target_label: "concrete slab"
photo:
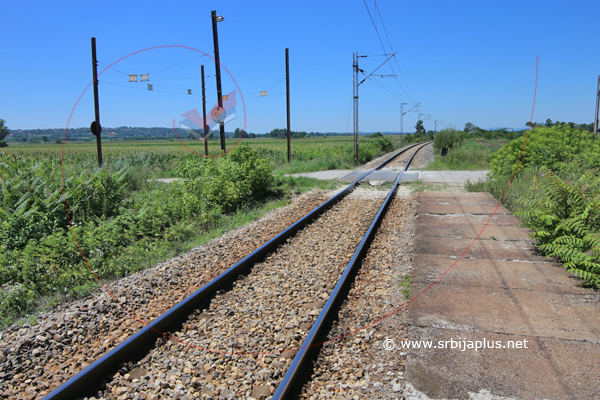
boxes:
[409,282,600,340]
[414,223,531,240]
[286,170,352,180]
[414,236,542,261]
[420,170,490,185]
[417,192,509,213]
[337,169,419,183]
[416,204,511,214]
[411,254,586,294]
[418,192,496,199]
[405,326,600,400]
[418,196,500,206]
[404,192,600,399]
[416,213,522,226]
[284,169,490,186]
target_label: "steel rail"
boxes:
[272,141,430,399]
[43,141,429,400]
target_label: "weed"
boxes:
[398,274,411,300]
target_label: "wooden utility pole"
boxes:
[201,65,208,156]
[211,10,226,152]
[594,75,599,136]
[90,37,103,168]
[286,48,291,163]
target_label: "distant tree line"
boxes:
[525,119,594,132]
[265,129,361,138]
[461,119,596,141]
[4,126,360,143]
[4,126,262,143]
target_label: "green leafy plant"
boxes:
[0,153,128,250]
[489,125,600,178]
[515,168,600,289]
[178,142,273,213]
[398,274,411,300]
[433,128,465,153]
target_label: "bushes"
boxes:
[178,142,273,213]
[514,169,600,289]
[0,153,128,250]
[434,128,465,153]
[0,144,278,324]
[489,125,600,178]
[350,135,394,165]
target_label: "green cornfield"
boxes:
[4,136,365,170]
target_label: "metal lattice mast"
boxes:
[401,103,407,134]
[353,52,359,163]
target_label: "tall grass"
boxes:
[464,168,542,211]
[425,138,504,170]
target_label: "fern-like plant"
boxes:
[515,168,600,289]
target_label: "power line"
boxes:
[362,0,387,57]
[359,52,395,85]
[364,0,417,104]
[148,76,200,81]
[243,79,285,95]
[367,77,410,101]
[373,0,416,102]
[242,92,285,99]
[97,62,129,75]
[147,55,204,74]
[101,81,202,97]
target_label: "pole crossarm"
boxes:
[358,52,396,86]
[402,102,420,116]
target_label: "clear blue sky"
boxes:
[2,0,599,134]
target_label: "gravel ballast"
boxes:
[301,194,415,400]
[98,191,387,399]
[0,192,329,399]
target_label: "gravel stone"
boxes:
[0,191,329,399]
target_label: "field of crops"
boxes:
[4,136,360,165]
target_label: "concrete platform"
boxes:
[337,170,419,183]
[420,170,489,185]
[287,170,353,180]
[284,170,489,185]
[404,192,600,400]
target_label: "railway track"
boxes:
[2,141,430,400]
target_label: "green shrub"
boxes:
[489,125,600,178]
[514,168,600,289]
[0,153,129,250]
[0,283,36,323]
[347,135,395,165]
[178,143,273,213]
[434,128,465,153]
